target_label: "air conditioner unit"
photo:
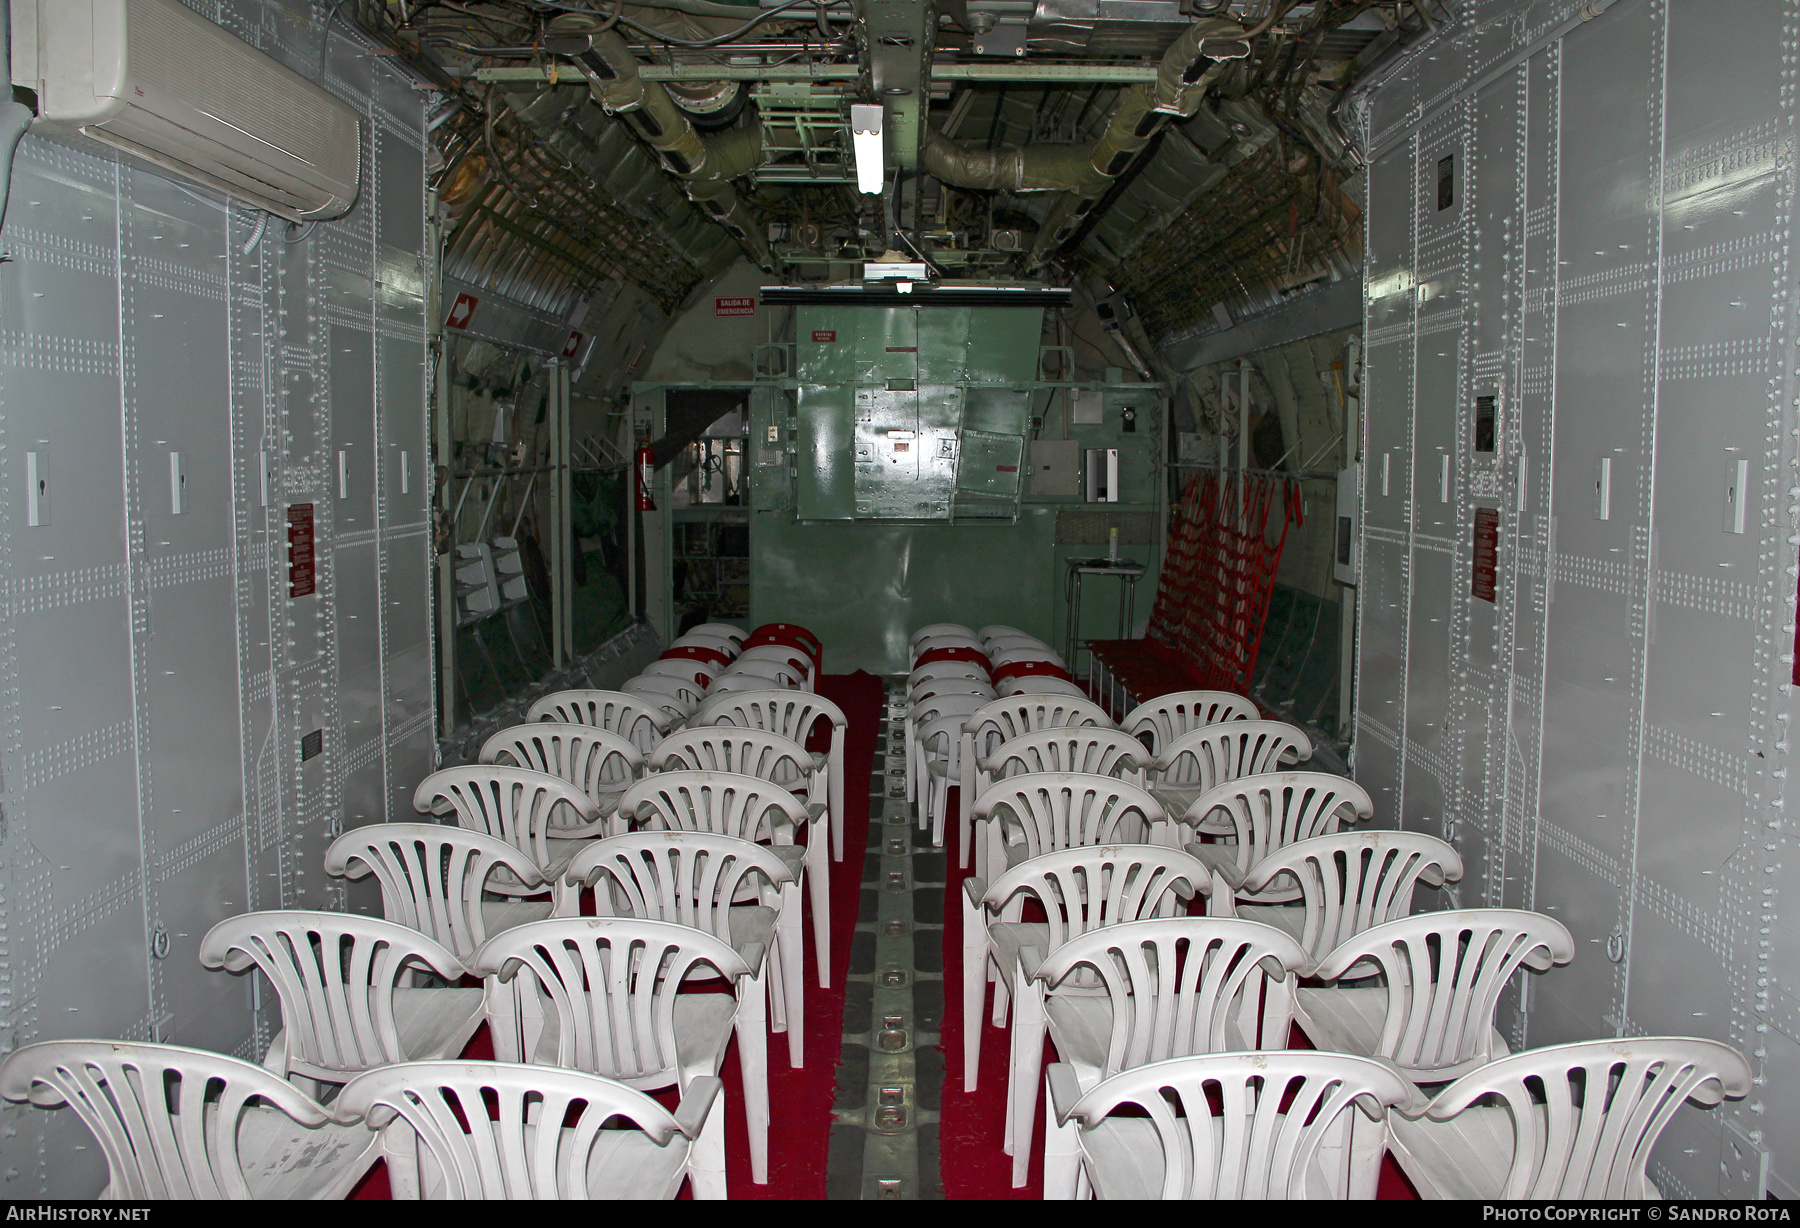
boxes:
[11,0,361,222]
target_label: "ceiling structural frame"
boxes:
[338,1,1442,314]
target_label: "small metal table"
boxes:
[1064,557,1146,683]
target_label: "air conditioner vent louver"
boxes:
[16,0,361,222]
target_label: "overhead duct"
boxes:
[551,21,774,270]
[1009,23,1248,269]
[919,132,1091,193]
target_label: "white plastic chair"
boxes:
[1385,1037,1753,1200]
[980,725,1148,785]
[968,772,1164,882]
[693,689,851,863]
[642,656,723,684]
[909,676,995,704]
[469,917,772,1184]
[990,645,1067,670]
[622,674,704,718]
[412,765,604,887]
[198,911,481,1090]
[1232,830,1464,974]
[648,726,818,802]
[1123,690,1258,757]
[978,624,1031,644]
[479,721,645,829]
[998,675,1088,699]
[916,713,975,850]
[334,1060,725,1199]
[1295,909,1577,1087]
[557,831,805,1069]
[618,770,831,989]
[324,823,553,962]
[911,622,977,649]
[1024,917,1312,1188]
[645,729,828,974]
[686,621,747,644]
[1175,771,1375,895]
[736,643,815,690]
[1146,718,1313,823]
[961,845,1217,1093]
[720,658,807,691]
[526,688,674,753]
[0,1041,377,1199]
[984,633,1054,654]
[960,695,1114,868]
[908,693,989,809]
[1044,1050,1413,1200]
[910,661,991,689]
[670,637,737,663]
[912,633,986,661]
[709,670,798,696]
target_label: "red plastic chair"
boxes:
[745,623,822,661]
[915,646,991,673]
[662,643,732,669]
[992,658,1072,684]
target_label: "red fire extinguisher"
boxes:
[635,443,656,511]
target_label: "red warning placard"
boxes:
[1472,506,1498,603]
[445,291,478,330]
[562,329,584,358]
[811,329,837,343]
[716,296,756,317]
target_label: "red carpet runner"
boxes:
[351,671,884,1200]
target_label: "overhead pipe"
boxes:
[551,20,774,270]
[1017,23,1249,269]
[0,0,35,259]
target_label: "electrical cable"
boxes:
[525,0,834,49]
[242,211,271,254]
[318,0,352,70]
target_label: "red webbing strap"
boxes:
[1137,471,1302,694]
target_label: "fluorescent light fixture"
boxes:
[863,261,928,280]
[851,103,884,195]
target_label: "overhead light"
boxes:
[851,103,884,196]
[864,260,928,280]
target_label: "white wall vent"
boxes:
[12,0,361,221]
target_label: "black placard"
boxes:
[1474,394,1497,454]
[287,503,315,598]
[300,729,323,761]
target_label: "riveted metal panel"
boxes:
[964,305,1042,383]
[0,1,434,1195]
[1357,0,1800,1195]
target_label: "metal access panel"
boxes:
[0,2,434,1195]
[792,301,1038,520]
[1028,439,1082,497]
[1353,0,1800,1197]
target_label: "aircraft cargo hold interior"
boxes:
[0,0,1790,1204]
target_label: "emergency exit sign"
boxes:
[716,296,756,316]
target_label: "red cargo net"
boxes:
[1144,470,1301,694]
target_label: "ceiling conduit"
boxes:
[979,22,1245,270]
[552,19,776,271]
